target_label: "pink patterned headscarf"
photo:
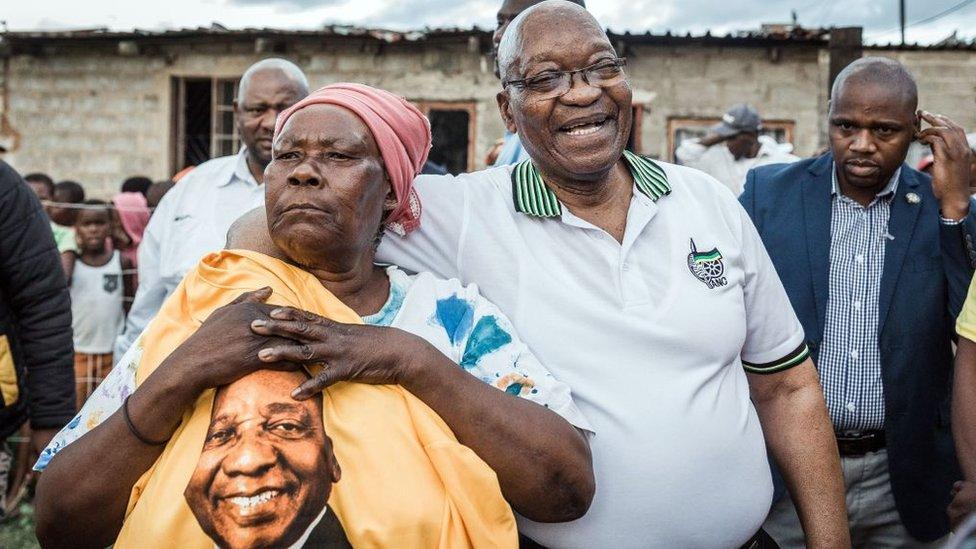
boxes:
[273,83,432,235]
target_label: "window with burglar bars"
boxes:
[171,77,240,173]
[411,101,477,175]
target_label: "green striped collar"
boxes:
[511,150,671,218]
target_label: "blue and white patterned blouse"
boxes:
[36,266,590,471]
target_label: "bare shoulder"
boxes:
[225,207,288,261]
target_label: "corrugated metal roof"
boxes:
[0,23,486,43]
[1,23,973,51]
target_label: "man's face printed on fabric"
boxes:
[185,369,340,549]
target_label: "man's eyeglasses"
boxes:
[503,57,627,101]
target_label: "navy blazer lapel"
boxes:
[879,166,922,334]
[803,155,834,339]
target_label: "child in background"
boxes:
[24,173,79,277]
[50,180,86,280]
[71,200,134,408]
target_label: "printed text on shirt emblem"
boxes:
[687,239,727,289]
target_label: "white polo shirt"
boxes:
[115,148,265,357]
[377,151,808,548]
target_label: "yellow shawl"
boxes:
[115,250,517,548]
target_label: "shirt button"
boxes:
[850,349,859,360]
[853,301,862,311]
[855,254,864,264]
[846,402,856,412]
[622,263,631,271]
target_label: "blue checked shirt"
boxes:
[819,166,900,431]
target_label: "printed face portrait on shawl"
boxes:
[184,369,345,549]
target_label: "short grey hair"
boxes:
[496,16,525,83]
[497,0,597,83]
[237,58,309,102]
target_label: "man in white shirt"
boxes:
[675,103,800,195]
[380,5,848,547]
[115,58,308,357]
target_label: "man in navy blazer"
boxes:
[741,57,976,546]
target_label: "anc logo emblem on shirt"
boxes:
[687,239,727,289]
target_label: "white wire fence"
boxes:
[41,200,154,213]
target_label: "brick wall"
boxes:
[1,37,973,198]
[873,49,976,133]
[627,43,828,160]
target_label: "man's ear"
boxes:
[326,437,342,483]
[233,99,246,137]
[496,90,518,134]
[914,110,922,134]
[331,457,342,483]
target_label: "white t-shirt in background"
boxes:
[71,251,124,354]
[675,134,800,195]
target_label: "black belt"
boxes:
[836,430,886,457]
[740,529,779,549]
[519,529,779,549]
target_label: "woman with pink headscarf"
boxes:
[35,84,593,547]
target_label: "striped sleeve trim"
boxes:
[742,343,810,375]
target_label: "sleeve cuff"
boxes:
[742,343,810,375]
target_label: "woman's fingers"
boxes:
[258,342,327,364]
[292,366,345,399]
[251,317,327,343]
[269,306,317,322]
[229,287,273,305]
[259,360,306,374]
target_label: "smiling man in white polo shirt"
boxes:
[380,4,846,546]
[229,2,848,546]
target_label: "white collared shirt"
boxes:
[115,148,264,357]
[377,158,807,548]
[676,134,800,196]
